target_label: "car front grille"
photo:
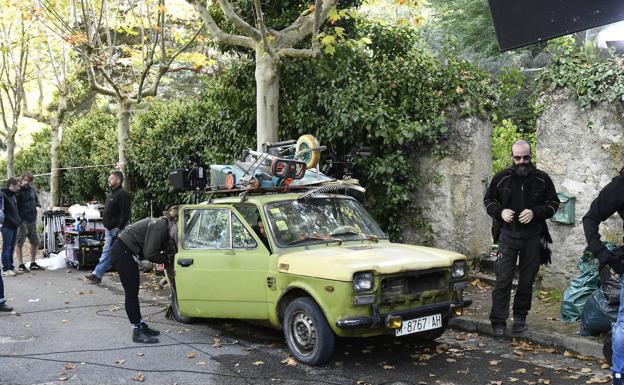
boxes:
[380,269,449,303]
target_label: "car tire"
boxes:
[170,286,193,324]
[283,297,335,365]
[295,134,321,169]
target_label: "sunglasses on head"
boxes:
[512,155,531,161]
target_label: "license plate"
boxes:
[395,314,442,336]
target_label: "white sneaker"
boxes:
[1,270,17,277]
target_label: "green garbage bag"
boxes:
[560,248,601,323]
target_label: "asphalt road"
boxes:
[0,269,612,385]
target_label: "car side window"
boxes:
[232,215,257,249]
[183,208,231,249]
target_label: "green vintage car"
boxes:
[167,192,471,365]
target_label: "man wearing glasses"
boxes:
[484,139,559,339]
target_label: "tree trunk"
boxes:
[50,94,67,207]
[255,48,280,151]
[5,130,16,178]
[117,98,132,169]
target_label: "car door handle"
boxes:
[177,259,194,267]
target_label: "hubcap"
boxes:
[290,310,316,354]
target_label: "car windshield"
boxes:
[265,196,387,247]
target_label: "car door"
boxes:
[175,204,271,319]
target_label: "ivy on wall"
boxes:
[537,36,624,109]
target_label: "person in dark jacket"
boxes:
[2,177,21,277]
[112,214,176,343]
[483,140,559,338]
[84,171,131,284]
[582,168,624,385]
[15,171,42,272]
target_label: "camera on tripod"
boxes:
[168,152,207,192]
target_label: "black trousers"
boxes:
[112,240,142,325]
[490,232,541,326]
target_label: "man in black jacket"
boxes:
[582,169,624,385]
[84,171,131,284]
[483,140,559,338]
[16,171,42,272]
[2,177,22,277]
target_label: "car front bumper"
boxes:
[335,298,473,329]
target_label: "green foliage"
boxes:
[58,110,118,205]
[126,61,256,219]
[13,128,53,189]
[278,22,494,238]
[491,119,536,174]
[537,37,624,109]
[426,0,498,57]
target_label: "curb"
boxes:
[449,317,604,360]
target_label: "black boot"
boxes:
[133,328,159,343]
[512,314,527,334]
[492,323,506,340]
[0,302,13,312]
[140,322,160,336]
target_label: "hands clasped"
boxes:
[501,209,534,224]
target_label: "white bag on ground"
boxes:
[35,250,68,270]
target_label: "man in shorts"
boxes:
[16,171,42,272]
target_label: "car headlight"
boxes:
[452,261,466,278]
[353,272,374,291]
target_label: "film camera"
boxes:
[169,153,207,198]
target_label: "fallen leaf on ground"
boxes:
[356,381,372,385]
[132,373,145,382]
[512,368,527,374]
[279,356,297,367]
[57,373,68,381]
[137,352,144,357]
[64,363,76,370]
[381,363,395,370]
[197,361,206,366]
[538,379,550,384]
[115,359,126,365]
[585,376,611,384]
[581,368,593,373]
[252,360,265,366]
[489,360,500,366]
[186,352,196,359]
[212,338,222,348]
[446,358,456,363]
[509,377,519,382]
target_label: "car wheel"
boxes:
[414,316,449,341]
[283,297,335,365]
[295,134,321,169]
[170,286,193,324]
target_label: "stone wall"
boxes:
[536,90,624,288]
[402,114,493,258]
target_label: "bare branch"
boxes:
[186,0,255,49]
[215,0,260,40]
[253,0,276,58]
[85,61,119,98]
[277,47,319,59]
[137,25,204,99]
[278,0,338,48]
